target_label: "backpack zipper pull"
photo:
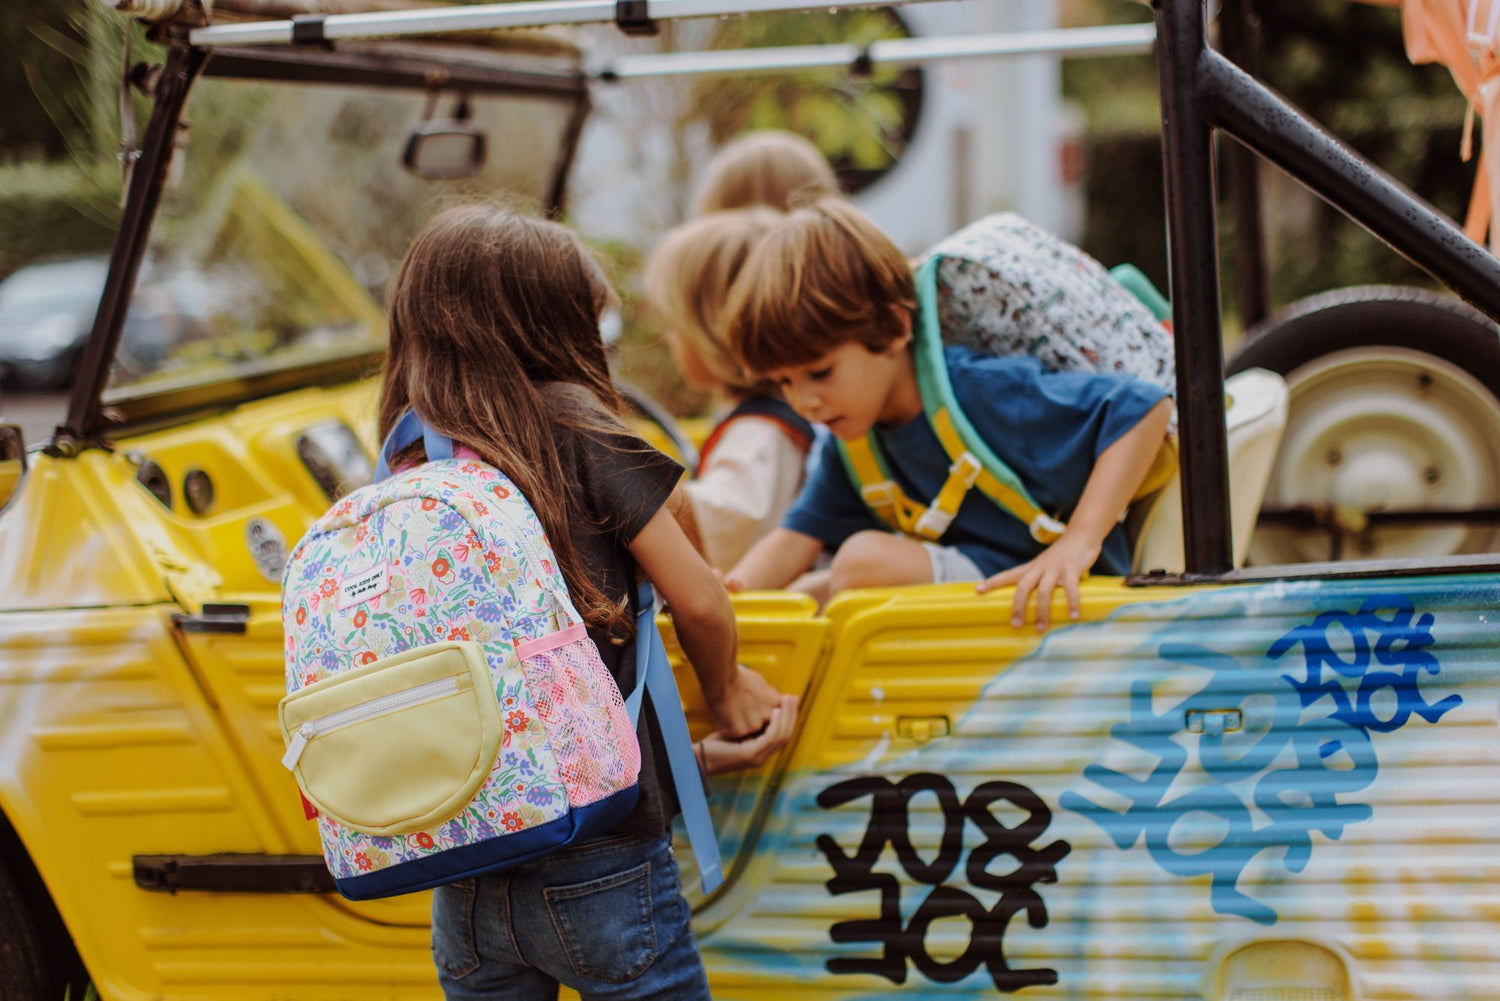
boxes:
[281,723,314,770]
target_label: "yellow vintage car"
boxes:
[1,1,1498,1000]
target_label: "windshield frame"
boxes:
[55,27,588,452]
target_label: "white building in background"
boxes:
[854,0,1084,251]
[569,0,1085,256]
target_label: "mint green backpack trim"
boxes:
[834,430,888,501]
[908,253,1045,512]
[1107,263,1172,323]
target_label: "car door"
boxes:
[683,575,1500,1000]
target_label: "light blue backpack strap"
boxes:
[623,582,724,895]
[374,409,455,482]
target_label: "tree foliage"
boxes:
[684,8,921,192]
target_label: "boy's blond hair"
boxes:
[726,198,916,375]
[692,130,840,215]
[644,207,782,394]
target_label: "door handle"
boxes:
[172,603,251,634]
[1186,708,1243,736]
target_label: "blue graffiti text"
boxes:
[1061,595,1460,925]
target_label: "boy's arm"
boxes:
[724,527,823,592]
[977,397,1173,630]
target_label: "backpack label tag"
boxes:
[338,565,388,610]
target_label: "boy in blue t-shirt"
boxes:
[721,199,1173,630]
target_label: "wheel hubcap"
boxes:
[1250,346,1500,564]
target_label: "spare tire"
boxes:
[1227,285,1500,565]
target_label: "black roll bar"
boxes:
[54,42,208,455]
[1153,0,1500,577]
[1218,0,1268,328]
[1205,53,1500,312]
[1155,0,1233,575]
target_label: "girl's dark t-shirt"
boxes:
[539,382,686,838]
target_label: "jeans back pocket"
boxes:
[543,861,658,983]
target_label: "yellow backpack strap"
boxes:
[837,434,901,533]
[837,434,960,541]
[911,256,1069,545]
[911,430,979,540]
[929,406,1066,544]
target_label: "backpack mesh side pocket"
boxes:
[515,624,640,808]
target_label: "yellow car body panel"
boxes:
[2,381,1497,999]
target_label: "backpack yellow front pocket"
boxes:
[279,641,501,836]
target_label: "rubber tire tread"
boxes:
[0,856,51,1001]
[1226,285,1500,399]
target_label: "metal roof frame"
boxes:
[202,41,587,97]
[1153,0,1500,576]
[185,0,947,47]
[589,23,1156,80]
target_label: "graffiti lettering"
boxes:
[1268,597,1462,732]
[1062,595,1461,925]
[817,773,1070,992]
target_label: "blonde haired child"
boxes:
[691,129,840,214]
[644,208,815,571]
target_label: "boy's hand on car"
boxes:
[977,397,1170,631]
[704,663,782,738]
[976,533,1100,631]
[699,694,799,775]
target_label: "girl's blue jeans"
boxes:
[430,834,712,1000]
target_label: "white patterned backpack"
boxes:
[278,411,721,900]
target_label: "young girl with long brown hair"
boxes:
[379,204,786,1001]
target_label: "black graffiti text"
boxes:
[816,773,1071,993]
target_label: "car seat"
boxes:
[1129,367,1289,573]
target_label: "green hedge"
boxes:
[0,160,120,277]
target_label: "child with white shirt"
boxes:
[643,208,814,571]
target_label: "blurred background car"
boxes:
[0,255,108,392]
[0,253,214,393]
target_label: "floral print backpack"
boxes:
[279,411,721,900]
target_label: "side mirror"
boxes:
[402,120,487,180]
[0,423,26,509]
